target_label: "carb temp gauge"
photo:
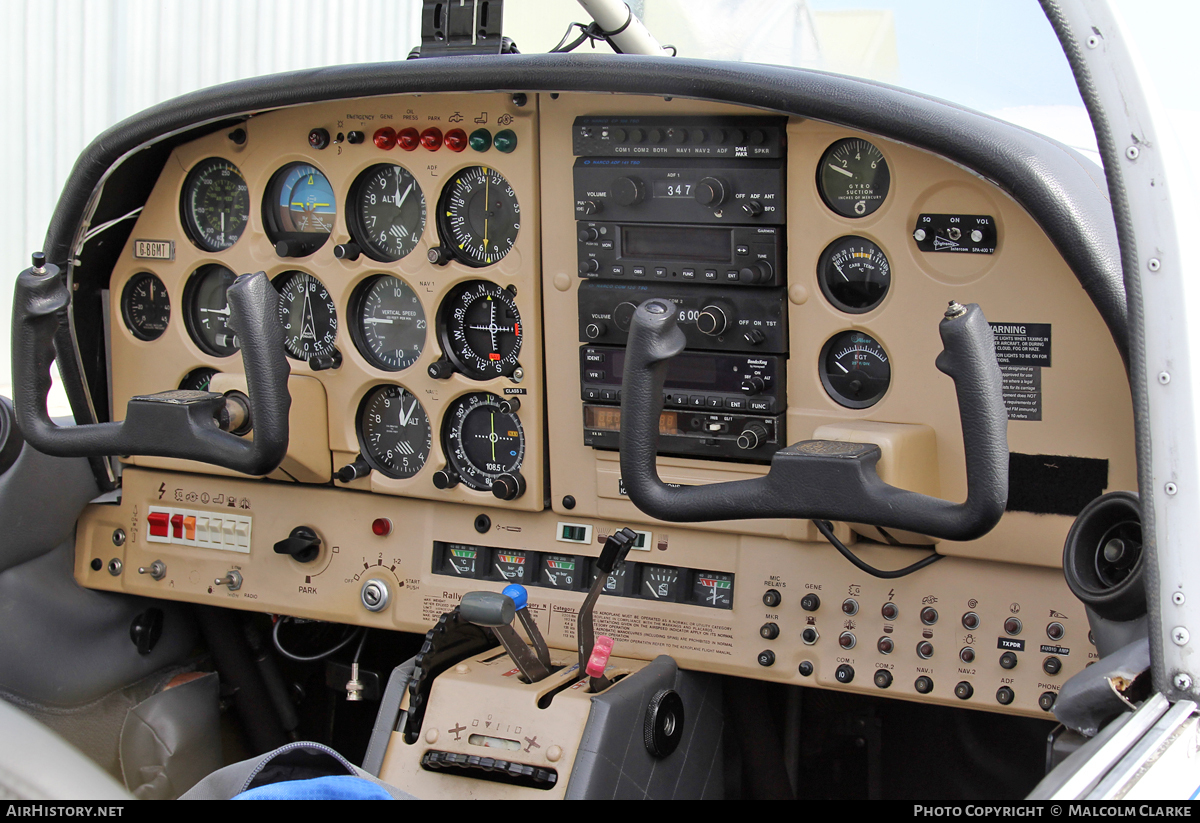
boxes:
[442,392,525,492]
[820,330,892,409]
[437,280,522,379]
[817,138,890,218]
[357,384,432,479]
[817,236,891,313]
[121,272,170,341]
[435,166,520,266]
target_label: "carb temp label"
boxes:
[990,323,1051,421]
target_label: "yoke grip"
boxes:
[12,264,290,476]
[618,299,1009,542]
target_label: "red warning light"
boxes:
[371,518,392,537]
[373,127,397,150]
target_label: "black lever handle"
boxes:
[11,259,290,476]
[618,299,1008,542]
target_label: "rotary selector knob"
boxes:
[740,376,766,396]
[579,258,600,275]
[612,177,645,207]
[695,305,729,336]
[738,261,773,284]
[492,471,527,501]
[578,227,600,242]
[737,424,768,450]
[695,177,729,208]
[581,200,602,215]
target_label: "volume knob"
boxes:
[612,176,645,207]
[695,177,728,208]
[696,305,728,336]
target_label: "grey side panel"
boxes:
[565,656,724,799]
[0,442,98,573]
[0,690,132,800]
[363,656,417,776]
[0,539,198,705]
[119,672,223,799]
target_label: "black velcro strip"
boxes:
[1006,453,1109,516]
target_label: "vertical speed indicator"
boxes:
[436,166,520,267]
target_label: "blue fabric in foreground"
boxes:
[236,774,394,800]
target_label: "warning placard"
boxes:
[990,323,1051,421]
[990,323,1051,367]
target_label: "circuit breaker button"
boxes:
[170,513,184,539]
[148,511,169,538]
[183,516,196,541]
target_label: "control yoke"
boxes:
[618,299,1009,541]
[11,255,291,476]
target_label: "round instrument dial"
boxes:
[818,138,890,218]
[818,236,892,313]
[443,392,525,491]
[357,385,432,479]
[179,367,219,392]
[436,166,520,266]
[121,272,170,341]
[438,280,522,379]
[263,163,337,256]
[181,158,250,251]
[184,265,239,357]
[349,275,427,371]
[348,164,426,262]
[273,271,338,361]
[820,330,892,409]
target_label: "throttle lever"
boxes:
[11,259,290,476]
[618,300,1009,541]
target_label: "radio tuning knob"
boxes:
[737,424,768,450]
[696,305,729,336]
[613,302,638,331]
[738,261,773,284]
[612,176,645,207]
[584,321,607,340]
[578,226,600,242]
[432,468,460,490]
[579,258,600,276]
[492,471,526,501]
[695,177,729,208]
[740,375,766,396]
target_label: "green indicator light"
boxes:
[469,128,492,152]
[493,129,517,153]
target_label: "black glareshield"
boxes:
[12,264,290,476]
[618,299,1009,542]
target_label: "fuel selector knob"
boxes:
[737,424,768,451]
[695,176,729,208]
[492,471,527,501]
[612,176,645,207]
[696,305,729,336]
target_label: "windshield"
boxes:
[2,0,1196,414]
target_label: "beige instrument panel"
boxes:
[76,92,1136,720]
